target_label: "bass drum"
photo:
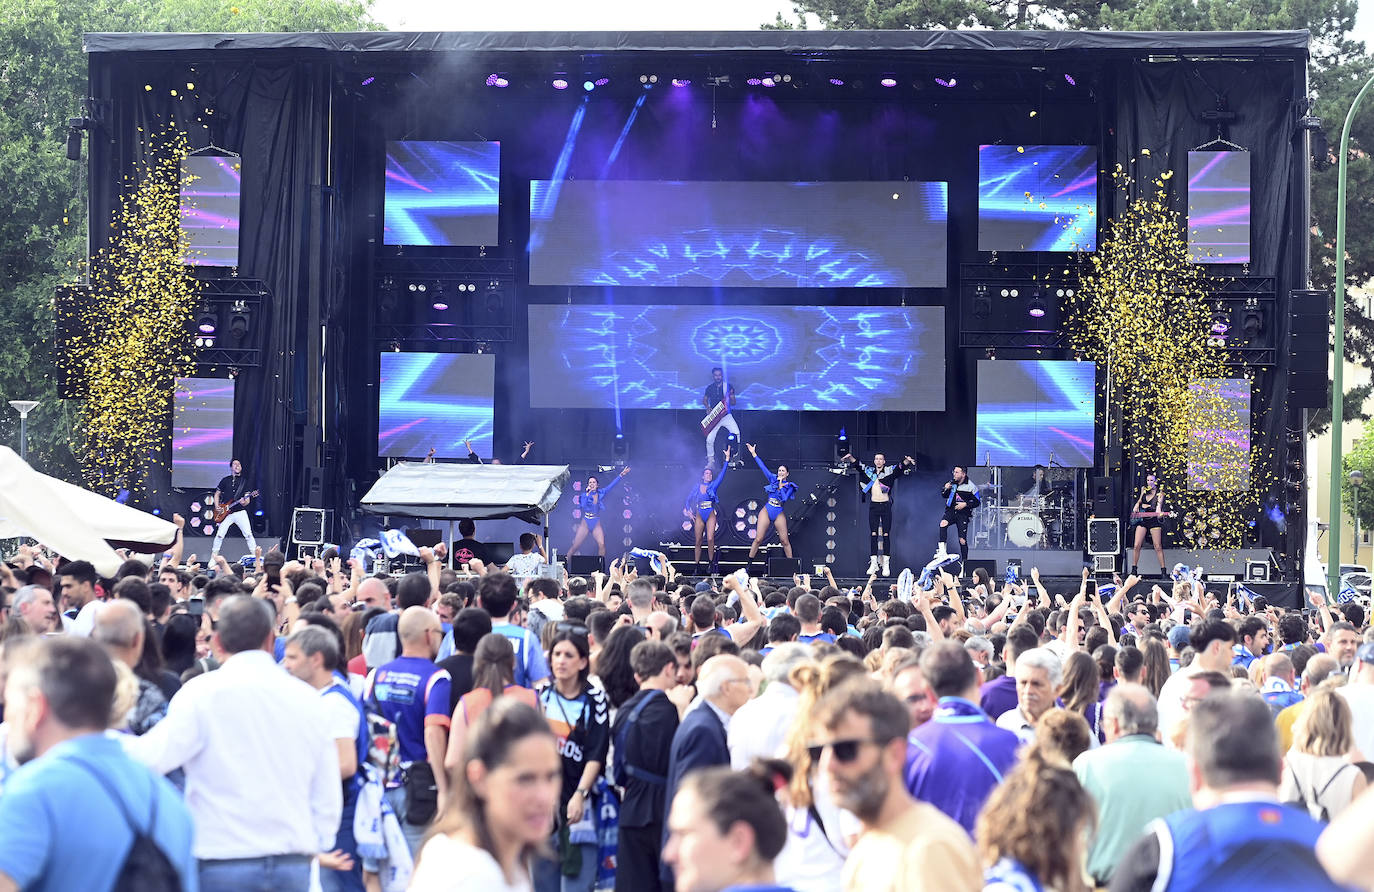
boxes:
[1007,512,1046,548]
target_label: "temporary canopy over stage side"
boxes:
[360,463,571,523]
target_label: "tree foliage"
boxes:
[0,0,377,481]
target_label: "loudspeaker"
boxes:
[1087,518,1121,555]
[1288,289,1329,409]
[306,467,324,508]
[1092,477,1116,516]
[291,507,330,545]
[768,557,801,577]
[964,559,997,578]
[568,555,604,576]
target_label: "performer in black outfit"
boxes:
[703,367,741,464]
[937,465,981,569]
[1019,464,1052,500]
[1129,473,1168,576]
[211,458,258,560]
[842,451,916,577]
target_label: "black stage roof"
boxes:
[84,29,1309,58]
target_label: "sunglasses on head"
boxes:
[806,737,886,764]
[555,621,589,637]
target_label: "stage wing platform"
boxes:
[361,462,571,524]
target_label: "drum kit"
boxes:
[969,466,1082,550]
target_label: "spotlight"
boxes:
[1241,303,1263,339]
[829,77,845,86]
[835,427,849,458]
[638,74,658,84]
[360,76,375,86]
[761,76,776,87]
[1028,296,1047,319]
[196,309,217,335]
[746,77,763,86]
[484,74,509,88]
[583,80,595,92]
[432,300,448,311]
[880,75,898,88]
[65,128,83,161]
[227,306,249,343]
[552,76,569,90]
[935,77,957,87]
[595,77,610,86]
[1000,288,1019,299]
[972,283,992,318]
[1064,73,1077,86]
[671,78,691,87]
[1209,306,1230,343]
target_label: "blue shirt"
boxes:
[366,656,452,763]
[798,632,837,645]
[0,733,197,892]
[492,621,550,687]
[905,697,1021,835]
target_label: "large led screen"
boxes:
[528,304,945,411]
[383,141,500,246]
[975,360,1096,467]
[1188,151,1251,264]
[528,180,948,288]
[978,145,1097,252]
[1187,378,1251,491]
[172,377,235,489]
[180,155,241,267]
[379,353,495,459]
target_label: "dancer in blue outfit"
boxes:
[745,443,797,565]
[569,466,631,557]
[687,447,732,575]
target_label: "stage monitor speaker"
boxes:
[1088,518,1120,556]
[768,557,801,577]
[291,507,330,545]
[306,467,324,508]
[568,555,604,576]
[406,528,443,548]
[965,559,997,579]
[1245,558,1271,582]
[1094,554,1116,574]
[1092,477,1116,516]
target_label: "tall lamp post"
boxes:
[1351,469,1366,569]
[6,400,38,463]
[1327,73,1374,597]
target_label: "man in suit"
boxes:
[660,654,754,888]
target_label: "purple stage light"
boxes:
[485,74,499,86]
[1064,73,1077,86]
[671,78,691,87]
[198,320,216,334]
[432,301,449,311]
[552,77,569,90]
[360,76,375,86]
[595,77,610,86]
[746,77,762,86]
[880,76,897,87]
[1028,305,1046,319]
[935,77,957,88]
[495,77,509,88]
[829,77,845,86]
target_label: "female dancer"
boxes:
[687,446,731,575]
[1129,473,1167,576]
[745,443,797,565]
[568,466,631,557]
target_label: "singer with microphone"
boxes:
[937,465,981,571]
[1129,473,1169,576]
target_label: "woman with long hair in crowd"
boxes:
[534,628,610,892]
[445,633,538,771]
[774,653,866,891]
[593,624,647,711]
[1058,651,1104,744]
[976,750,1096,892]
[1280,688,1368,819]
[663,760,798,892]
[1141,638,1171,699]
[412,698,562,891]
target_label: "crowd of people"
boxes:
[3,533,1374,892]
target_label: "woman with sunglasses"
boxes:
[531,627,610,892]
[664,760,799,892]
[445,633,540,773]
[412,698,561,891]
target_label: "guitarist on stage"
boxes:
[703,366,740,464]
[1129,473,1169,577]
[211,458,259,561]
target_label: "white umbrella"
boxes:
[0,446,176,576]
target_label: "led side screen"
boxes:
[975,360,1096,467]
[977,145,1097,252]
[1187,378,1251,491]
[172,377,235,489]
[1188,151,1251,264]
[180,155,241,267]
[528,180,948,288]
[528,304,945,411]
[383,141,500,246]
[378,353,495,458]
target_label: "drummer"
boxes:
[1018,464,1052,503]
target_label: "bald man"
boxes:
[661,654,755,887]
[92,599,169,735]
[354,577,391,612]
[363,606,451,855]
[1260,652,1303,717]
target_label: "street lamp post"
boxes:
[6,400,38,463]
[1352,469,1366,569]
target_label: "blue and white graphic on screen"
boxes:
[978,146,1097,252]
[384,141,500,246]
[378,353,494,459]
[528,304,945,411]
[529,181,947,288]
[976,360,1096,467]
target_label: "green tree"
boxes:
[1341,435,1374,531]
[0,0,378,480]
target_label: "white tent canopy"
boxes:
[0,446,178,576]
[360,462,570,523]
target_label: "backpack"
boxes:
[1283,761,1353,822]
[69,758,182,892]
[363,671,403,787]
[612,690,667,789]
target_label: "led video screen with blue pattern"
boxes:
[383,141,500,246]
[975,360,1096,467]
[528,180,947,288]
[180,155,241,267]
[378,352,495,459]
[1187,151,1251,264]
[172,377,235,489]
[528,304,945,411]
[1187,378,1251,491]
[978,146,1097,252]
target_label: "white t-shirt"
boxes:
[1337,682,1374,760]
[505,552,543,577]
[319,685,362,743]
[410,835,531,892]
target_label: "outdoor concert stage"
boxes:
[80,29,1320,581]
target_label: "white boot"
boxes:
[866,554,880,575]
[936,540,948,558]
[882,555,891,577]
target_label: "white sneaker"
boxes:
[936,542,948,557]
[881,555,891,577]
[866,554,880,575]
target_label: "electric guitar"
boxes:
[213,490,260,524]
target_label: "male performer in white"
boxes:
[211,458,258,560]
[703,367,741,464]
